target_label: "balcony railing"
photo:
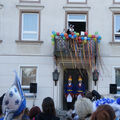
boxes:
[52,32,101,67]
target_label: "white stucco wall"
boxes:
[0,0,120,109]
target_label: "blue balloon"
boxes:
[73,34,77,38]
[97,40,101,43]
[98,36,101,40]
[68,34,72,38]
[60,33,64,37]
[52,31,55,35]
[87,37,91,41]
[116,97,120,105]
[81,37,84,40]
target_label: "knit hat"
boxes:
[2,72,26,120]
[75,98,93,119]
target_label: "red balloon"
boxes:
[57,32,60,36]
[92,35,95,38]
[71,32,74,36]
[78,39,82,44]
[85,32,88,36]
[78,37,81,40]
[66,36,69,39]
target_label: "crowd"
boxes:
[0,72,120,120]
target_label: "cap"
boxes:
[68,76,72,81]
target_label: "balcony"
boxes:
[52,32,101,67]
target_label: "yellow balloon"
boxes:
[93,38,97,41]
[76,33,79,36]
[88,34,92,38]
[51,35,54,38]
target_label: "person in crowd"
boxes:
[29,106,41,120]
[22,108,30,120]
[91,104,116,120]
[2,72,26,120]
[36,97,60,120]
[75,98,93,120]
[0,94,5,120]
[64,75,75,110]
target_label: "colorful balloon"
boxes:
[51,35,54,38]
[88,34,92,38]
[73,34,77,38]
[81,37,84,40]
[85,32,88,36]
[87,37,91,41]
[60,33,64,37]
[56,32,60,36]
[68,34,72,38]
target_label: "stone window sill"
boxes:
[16,40,43,44]
[16,3,44,10]
[109,41,120,45]
[63,5,91,11]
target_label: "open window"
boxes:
[114,14,120,42]
[67,13,87,33]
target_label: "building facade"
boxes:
[0,0,120,110]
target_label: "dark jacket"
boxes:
[36,113,60,120]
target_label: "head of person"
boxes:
[91,104,116,120]
[75,98,93,120]
[29,106,41,119]
[2,72,26,120]
[42,97,56,116]
[78,75,82,83]
[68,75,72,83]
[0,93,5,116]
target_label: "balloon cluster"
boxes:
[51,31,102,45]
[95,98,115,107]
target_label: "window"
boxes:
[20,0,40,2]
[67,13,87,33]
[68,0,86,3]
[114,0,120,3]
[114,14,120,42]
[115,69,120,93]
[21,66,37,86]
[21,12,39,41]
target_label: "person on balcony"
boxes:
[64,75,75,110]
[75,75,85,99]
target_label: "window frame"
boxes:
[67,0,87,4]
[113,0,120,4]
[20,0,40,3]
[112,66,120,94]
[113,12,120,42]
[65,11,88,33]
[19,65,38,96]
[19,10,40,41]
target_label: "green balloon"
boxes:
[63,37,65,40]
[95,32,98,35]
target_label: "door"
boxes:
[63,68,88,110]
